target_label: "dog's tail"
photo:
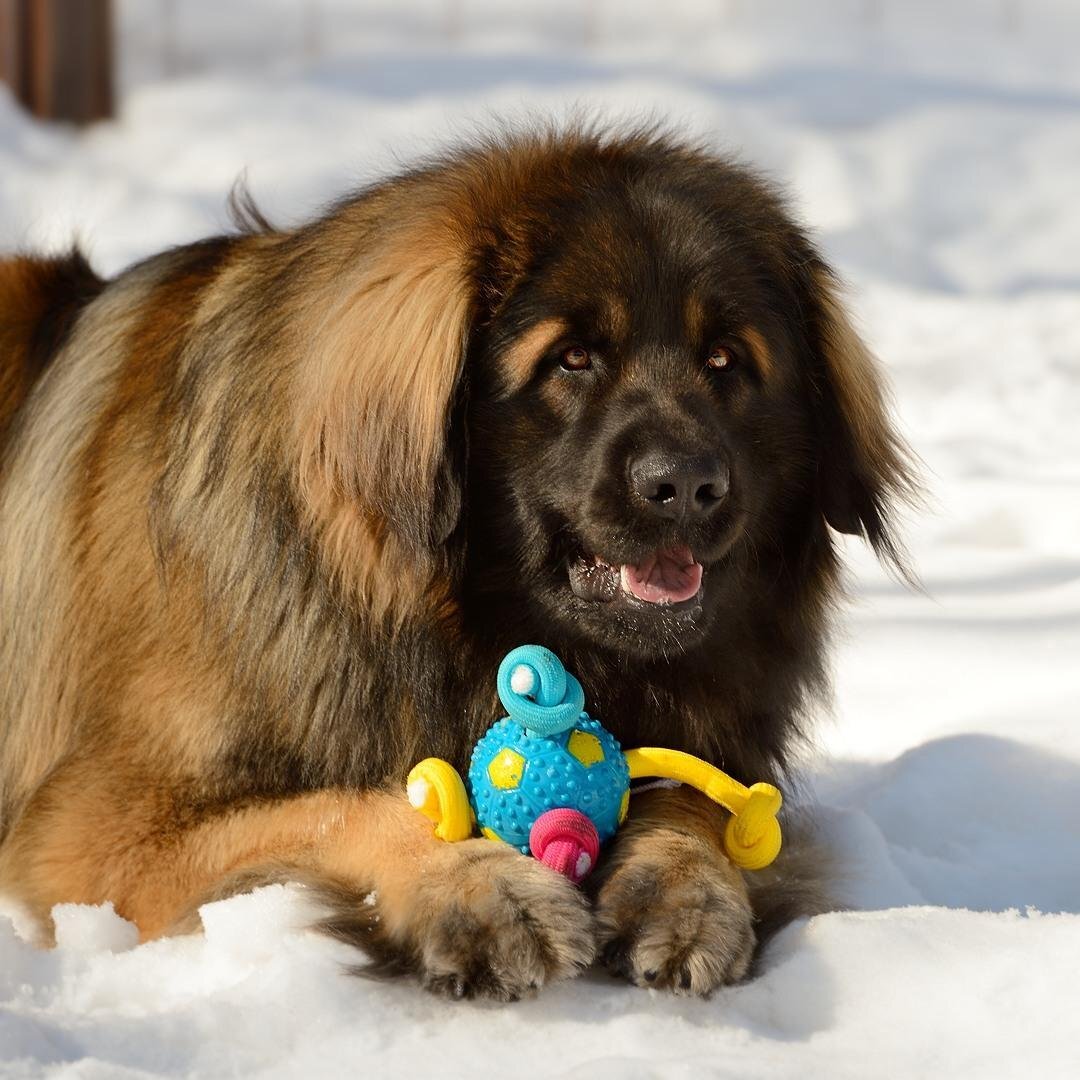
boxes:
[0,249,104,453]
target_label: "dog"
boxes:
[0,126,915,1000]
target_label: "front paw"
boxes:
[593,830,755,996]
[413,840,596,1001]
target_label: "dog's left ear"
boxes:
[296,194,473,558]
[800,257,919,574]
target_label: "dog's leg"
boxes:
[0,782,595,1001]
[588,785,757,996]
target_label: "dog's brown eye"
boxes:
[560,345,592,371]
[706,345,736,371]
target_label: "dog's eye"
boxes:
[560,345,592,371]
[706,345,737,371]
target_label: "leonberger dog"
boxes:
[0,127,914,1000]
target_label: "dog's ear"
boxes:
[295,193,473,560]
[801,258,919,575]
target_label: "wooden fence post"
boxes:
[0,0,114,124]
[0,0,28,102]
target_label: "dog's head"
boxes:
[295,130,916,655]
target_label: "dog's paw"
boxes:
[593,831,755,996]
[412,841,595,1001]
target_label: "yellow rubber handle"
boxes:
[406,758,473,842]
[624,747,782,870]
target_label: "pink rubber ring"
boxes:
[529,808,601,884]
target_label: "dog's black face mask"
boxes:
[460,177,828,660]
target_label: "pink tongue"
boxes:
[620,545,703,605]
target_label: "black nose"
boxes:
[629,451,730,522]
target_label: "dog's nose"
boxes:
[629,452,729,522]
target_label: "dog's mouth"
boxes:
[567,544,704,608]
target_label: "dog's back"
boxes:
[0,252,103,455]
[0,252,105,844]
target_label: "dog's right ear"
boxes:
[797,257,921,579]
[293,185,474,615]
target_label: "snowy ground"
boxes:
[2,1,1079,1077]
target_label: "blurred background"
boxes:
[3,0,1080,286]
[0,0,1078,910]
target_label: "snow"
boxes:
[511,663,538,696]
[3,894,1078,1079]
[2,1,1080,1076]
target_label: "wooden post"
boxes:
[0,0,28,102]
[0,0,114,124]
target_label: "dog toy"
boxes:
[406,645,782,883]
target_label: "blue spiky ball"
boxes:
[466,646,630,852]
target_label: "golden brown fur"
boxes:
[0,251,102,451]
[0,127,915,999]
